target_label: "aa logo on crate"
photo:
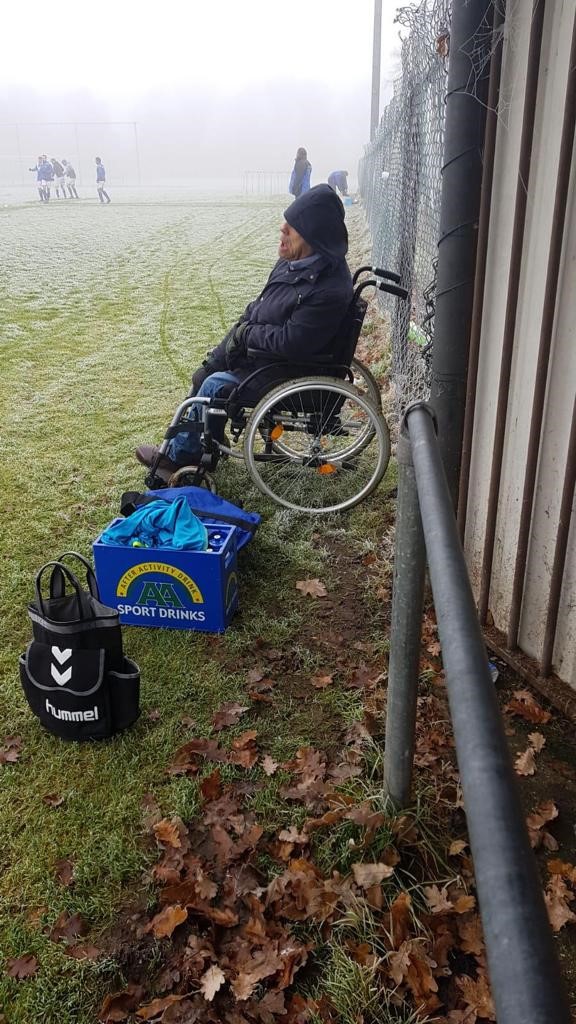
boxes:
[116,562,206,623]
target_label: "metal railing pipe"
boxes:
[405,401,571,1024]
[384,431,427,807]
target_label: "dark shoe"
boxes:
[135,444,180,474]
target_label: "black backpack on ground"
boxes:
[19,552,140,741]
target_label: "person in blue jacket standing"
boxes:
[135,184,353,478]
[95,157,111,203]
[289,147,311,198]
[29,156,46,202]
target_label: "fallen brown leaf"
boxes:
[246,666,266,685]
[5,954,38,979]
[0,736,23,765]
[99,983,144,1022]
[65,943,102,960]
[212,702,249,732]
[295,578,327,598]
[200,964,226,1001]
[453,894,476,914]
[42,793,65,808]
[278,827,309,845]
[504,691,552,725]
[261,755,279,776]
[515,747,536,776]
[456,970,496,1021]
[528,731,546,752]
[136,995,185,1020]
[200,768,222,803]
[54,858,75,887]
[48,911,88,945]
[352,862,395,888]
[310,673,334,689]
[545,876,576,933]
[153,818,183,849]
[449,840,468,856]
[424,884,453,914]
[147,904,188,939]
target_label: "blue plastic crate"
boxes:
[93,520,239,632]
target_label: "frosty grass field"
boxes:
[0,188,389,1021]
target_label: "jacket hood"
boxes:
[284,184,348,262]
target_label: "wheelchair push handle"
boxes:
[352,265,402,285]
[353,278,409,302]
[377,280,409,301]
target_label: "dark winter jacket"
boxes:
[51,159,65,177]
[205,186,353,400]
[289,157,312,197]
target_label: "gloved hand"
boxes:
[189,358,217,397]
[225,321,250,369]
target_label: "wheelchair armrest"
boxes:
[246,347,333,365]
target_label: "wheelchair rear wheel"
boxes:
[350,357,382,410]
[244,377,390,513]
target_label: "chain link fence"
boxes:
[359,0,451,412]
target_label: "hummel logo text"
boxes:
[45,700,99,722]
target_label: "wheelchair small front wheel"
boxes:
[243,377,390,514]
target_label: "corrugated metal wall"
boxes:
[464,0,576,686]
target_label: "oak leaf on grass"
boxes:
[261,755,279,776]
[310,673,333,689]
[212,702,249,732]
[5,954,38,980]
[515,747,536,776]
[295,578,327,598]
[147,904,188,939]
[352,862,395,888]
[200,964,226,1001]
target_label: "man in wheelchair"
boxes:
[135,184,354,478]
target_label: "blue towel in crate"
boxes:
[101,497,208,551]
[120,487,260,552]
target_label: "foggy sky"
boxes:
[0,1,403,187]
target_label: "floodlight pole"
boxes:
[370,0,382,140]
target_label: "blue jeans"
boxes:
[167,371,239,465]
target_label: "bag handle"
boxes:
[53,551,100,600]
[35,562,87,621]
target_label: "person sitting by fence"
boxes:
[327,170,349,197]
[289,147,312,197]
[135,184,353,479]
[62,160,79,199]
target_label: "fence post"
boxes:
[430,0,492,504]
[384,423,427,806]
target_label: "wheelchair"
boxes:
[144,267,408,515]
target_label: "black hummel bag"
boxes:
[19,552,140,741]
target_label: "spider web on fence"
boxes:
[358,0,504,416]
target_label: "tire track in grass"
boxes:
[158,207,278,380]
